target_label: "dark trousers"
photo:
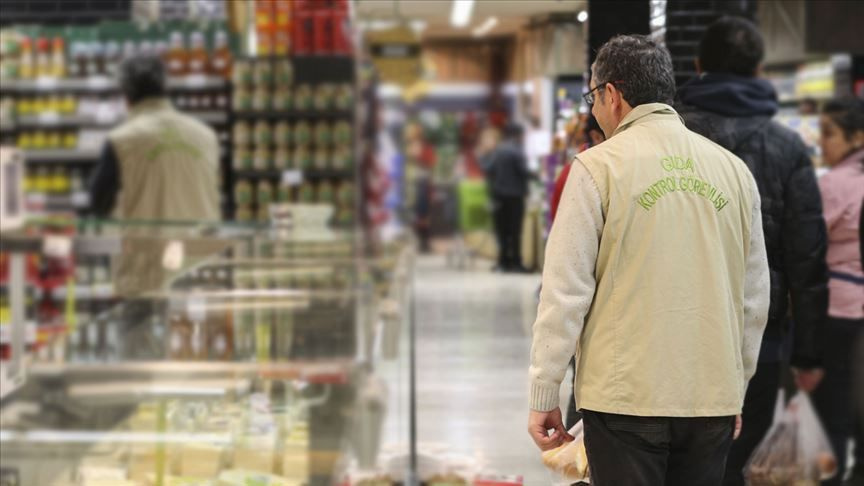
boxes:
[492,195,525,269]
[811,316,864,486]
[583,409,735,486]
[723,360,782,486]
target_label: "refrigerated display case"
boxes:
[0,219,415,486]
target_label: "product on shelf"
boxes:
[274,147,290,170]
[255,59,274,87]
[257,180,274,207]
[293,121,311,146]
[254,147,272,170]
[297,182,315,202]
[166,31,188,76]
[273,87,292,112]
[210,30,233,79]
[255,121,273,146]
[275,59,293,87]
[235,179,254,207]
[293,84,313,111]
[313,121,331,146]
[277,182,293,202]
[313,84,333,111]
[313,148,329,170]
[234,148,252,171]
[334,83,353,110]
[316,181,335,204]
[331,146,352,170]
[333,121,351,146]
[187,31,208,75]
[233,59,253,87]
[293,146,312,171]
[253,86,272,112]
[273,121,291,148]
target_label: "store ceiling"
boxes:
[355,0,587,39]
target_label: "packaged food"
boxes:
[314,121,332,147]
[334,83,354,110]
[313,148,329,170]
[273,87,293,112]
[293,146,313,171]
[313,10,334,55]
[166,31,188,76]
[233,121,252,147]
[253,87,271,112]
[234,180,254,207]
[236,207,253,222]
[277,182,293,202]
[233,148,253,171]
[316,181,335,203]
[187,32,208,74]
[254,59,273,87]
[210,30,233,79]
[333,121,352,146]
[274,121,291,148]
[542,421,590,484]
[273,30,291,56]
[297,182,316,203]
[331,146,352,170]
[254,147,271,170]
[257,206,271,223]
[254,121,272,147]
[257,180,274,206]
[337,183,355,206]
[335,208,354,226]
[273,147,290,170]
[293,84,313,111]
[233,59,253,87]
[314,83,336,111]
[275,59,293,87]
[46,131,61,149]
[293,121,311,146]
[233,87,253,112]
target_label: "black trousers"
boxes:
[583,409,735,486]
[492,195,525,268]
[723,360,782,486]
[811,316,864,486]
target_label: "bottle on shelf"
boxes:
[90,42,106,77]
[166,31,188,76]
[19,37,34,79]
[70,42,87,78]
[35,37,52,78]
[121,40,137,62]
[188,31,208,75]
[210,30,232,79]
[51,37,66,78]
[104,41,120,77]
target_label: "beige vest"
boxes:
[575,103,756,416]
[109,98,220,296]
[109,98,220,222]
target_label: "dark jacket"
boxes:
[677,73,829,368]
[481,140,530,198]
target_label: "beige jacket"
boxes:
[109,98,220,296]
[109,97,220,222]
[530,103,770,417]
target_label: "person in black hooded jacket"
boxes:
[676,17,829,486]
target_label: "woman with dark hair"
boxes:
[815,98,864,486]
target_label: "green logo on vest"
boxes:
[637,156,731,212]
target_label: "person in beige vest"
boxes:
[88,55,220,303]
[527,35,769,485]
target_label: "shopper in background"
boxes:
[814,98,864,486]
[481,122,531,273]
[89,54,220,221]
[675,17,830,486]
[528,34,769,485]
[550,115,604,221]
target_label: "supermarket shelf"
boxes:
[33,285,115,300]
[23,149,101,163]
[26,192,90,209]
[13,110,227,128]
[234,169,354,180]
[233,110,353,121]
[1,76,226,93]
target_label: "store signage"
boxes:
[366,26,422,87]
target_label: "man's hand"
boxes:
[734,414,742,440]
[793,367,825,393]
[528,408,574,451]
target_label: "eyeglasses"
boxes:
[583,80,624,105]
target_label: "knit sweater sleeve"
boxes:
[741,175,771,399]
[529,160,603,412]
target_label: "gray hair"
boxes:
[119,55,166,104]
[592,35,676,107]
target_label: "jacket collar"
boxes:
[837,148,864,170]
[129,97,174,118]
[612,103,680,137]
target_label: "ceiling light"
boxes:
[450,0,475,28]
[472,17,499,37]
[577,10,588,22]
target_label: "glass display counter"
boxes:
[0,220,416,486]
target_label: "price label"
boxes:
[161,240,185,271]
[34,77,59,90]
[184,74,208,88]
[43,235,73,258]
[71,192,90,207]
[281,170,304,186]
[38,112,61,124]
[86,77,113,90]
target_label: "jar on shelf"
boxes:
[313,148,329,170]
[253,87,271,112]
[234,179,254,207]
[233,87,253,112]
[275,59,293,88]
[274,121,291,148]
[277,182,293,202]
[254,120,272,147]
[334,83,354,110]
[273,87,292,112]
[293,121,311,146]
[256,180,274,207]
[293,84,313,111]
[254,59,273,88]
[253,147,271,171]
[331,146,352,171]
[313,84,334,111]
[273,147,290,170]
[293,146,313,171]
[232,59,253,87]
[233,148,253,171]
[333,121,352,146]
[297,182,316,203]
[313,121,331,147]
[233,121,251,147]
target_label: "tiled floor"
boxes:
[410,254,556,484]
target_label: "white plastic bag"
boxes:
[541,421,590,485]
[745,390,838,486]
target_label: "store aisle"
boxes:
[413,255,552,484]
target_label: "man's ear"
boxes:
[606,82,621,108]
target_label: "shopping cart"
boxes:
[446,179,494,270]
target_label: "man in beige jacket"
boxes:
[527,35,769,485]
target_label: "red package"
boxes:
[293,10,314,55]
[313,10,333,54]
[332,10,352,54]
